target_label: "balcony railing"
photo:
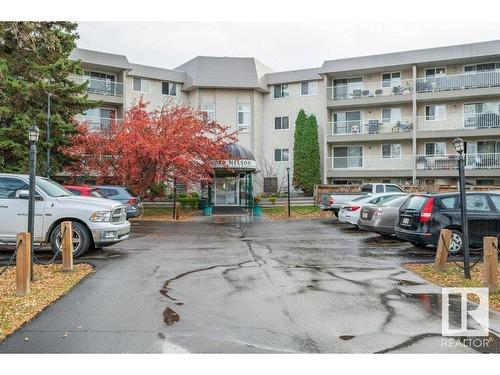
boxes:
[70,75,124,97]
[326,153,500,171]
[82,116,122,131]
[327,155,414,170]
[328,117,414,136]
[416,113,500,131]
[416,71,500,93]
[327,79,413,100]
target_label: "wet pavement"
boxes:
[0,217,499,353]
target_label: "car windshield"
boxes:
[36,178,72,197]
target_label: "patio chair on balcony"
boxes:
[368,120,380,134]
[374,89,383,96]
[350,124,360,134]
[352,89,362,98]
[362,90,370,97]
[392,86,401,95]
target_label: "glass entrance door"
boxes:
[214,177,239,206]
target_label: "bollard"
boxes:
[174,202,180,220]
[16,232,31,296]
[434,229,452,271]
[61,221,74,272]
[483,236,498,292]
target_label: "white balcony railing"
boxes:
[416,113,500,131]
[326,153,500,171]
[416,71,500,93]
[82,116,122,131]
[327,79,413,100]
[328,117,414,136]
[70,75,124,97]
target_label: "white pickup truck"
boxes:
[320,183,405,216]
[0,174,131,257]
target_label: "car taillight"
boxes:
[328,197,334,205]
[127,197,137,205]
[345,205,360,212]
[419,197,434,222]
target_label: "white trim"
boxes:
[272,84,290,99]
[132,77,150,94]
[424,104,447,121]
[424,141,447,156]
[299,81,318,96]
[274,148,290,162]
[273,116,290,131]
[237,103,251,132]
[380,143,402,159]
[424,66,446,77]
[463,61,500,74]
[161,81,177,96]
[381,71,401,88]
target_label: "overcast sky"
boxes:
[76,20,500,72]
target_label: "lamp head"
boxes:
[452,137,464,154]
[28,125,40,143]
[286,167,290,173]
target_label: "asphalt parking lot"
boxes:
[0,217,498,353]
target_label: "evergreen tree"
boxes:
[292,109,307,188]
[0,22,98,174]
[292,111,321,194]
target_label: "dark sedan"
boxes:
[394,192,500,254]
[358,195,409,236]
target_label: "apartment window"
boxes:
[381,108,402,124]
[464,63,500,73]
[332,77,363,99]
[274,148,289,162]
[237,104,251,130]
[477,179,496,186]
[333,146,363,168]
[300,81,318,96]
[200,103,215,122]
[83,108,117,131]
[333,111,362,134]
[273,84,289,99]
[425,105,447,121]
[425,67,446,77]
[274,116,289,130]
[425,142,446,157]
[161,81,177,96]
[133,77,150,93]
[83,71,116,95]
[381,144,401,159]
[382,72,401,88]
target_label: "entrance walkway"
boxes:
[212,206,248,215]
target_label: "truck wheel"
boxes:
[50,221,91,258]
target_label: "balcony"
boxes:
[416,153,500,171]
[71,75,124,97]
[82,116,122,131]
[416,71,500,93]
[327,118,414,136]
[327,155,414,170]
[327,79,413,101]
[416,113,500,132]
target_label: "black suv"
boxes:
[394,192,500,254]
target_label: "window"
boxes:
[133,78,150,93]
[425,142,446,156]
[0,177,28,199]
[382,72,401,88]
[300,81,318,96]
[464,63,500,74]
[333,146,363,168]
[425,105,447,121]
[237,104,251,130]
[466,194,491,212]
[332,77,363,99]
[439,196,457,209]
[386,185,403,193]
[161,81,177,96]
[425,67,446,77]
[83,71,117,95]
[489,194,500,210]
[274,116,289,130]
[200,103,215,122]
[333,111,362,134]
[273,84,289,99]
[381,144,401,159]
[477,179,495,186]
[274,148,289,162]
[381,108,402,124]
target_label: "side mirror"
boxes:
[16,190,43,201]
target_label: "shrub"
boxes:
[269,195,277,205]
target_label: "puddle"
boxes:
[339,335,355,341]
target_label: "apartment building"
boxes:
[69,39,500,204]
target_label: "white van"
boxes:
[0,174,131,257]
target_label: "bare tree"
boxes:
[256,156,288,194]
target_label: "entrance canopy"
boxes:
[213,144,257,172]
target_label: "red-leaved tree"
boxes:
[64,99,238,198]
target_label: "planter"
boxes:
[203,206,213,216]
[252,205,262,216]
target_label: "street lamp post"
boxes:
[46,93,52,178]
[28,125,40,282]
[452,137,471,279]
[286,167,291,218]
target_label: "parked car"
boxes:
[94,185,141,219]
[358,195,410,236]
[0,174,131,257]
[64,185,106,198]
[320,183,404,216]
[338,192,408,227]
[395,192,500,254]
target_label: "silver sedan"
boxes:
[357,195,409,236]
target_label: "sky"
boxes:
[76,20,500,72]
